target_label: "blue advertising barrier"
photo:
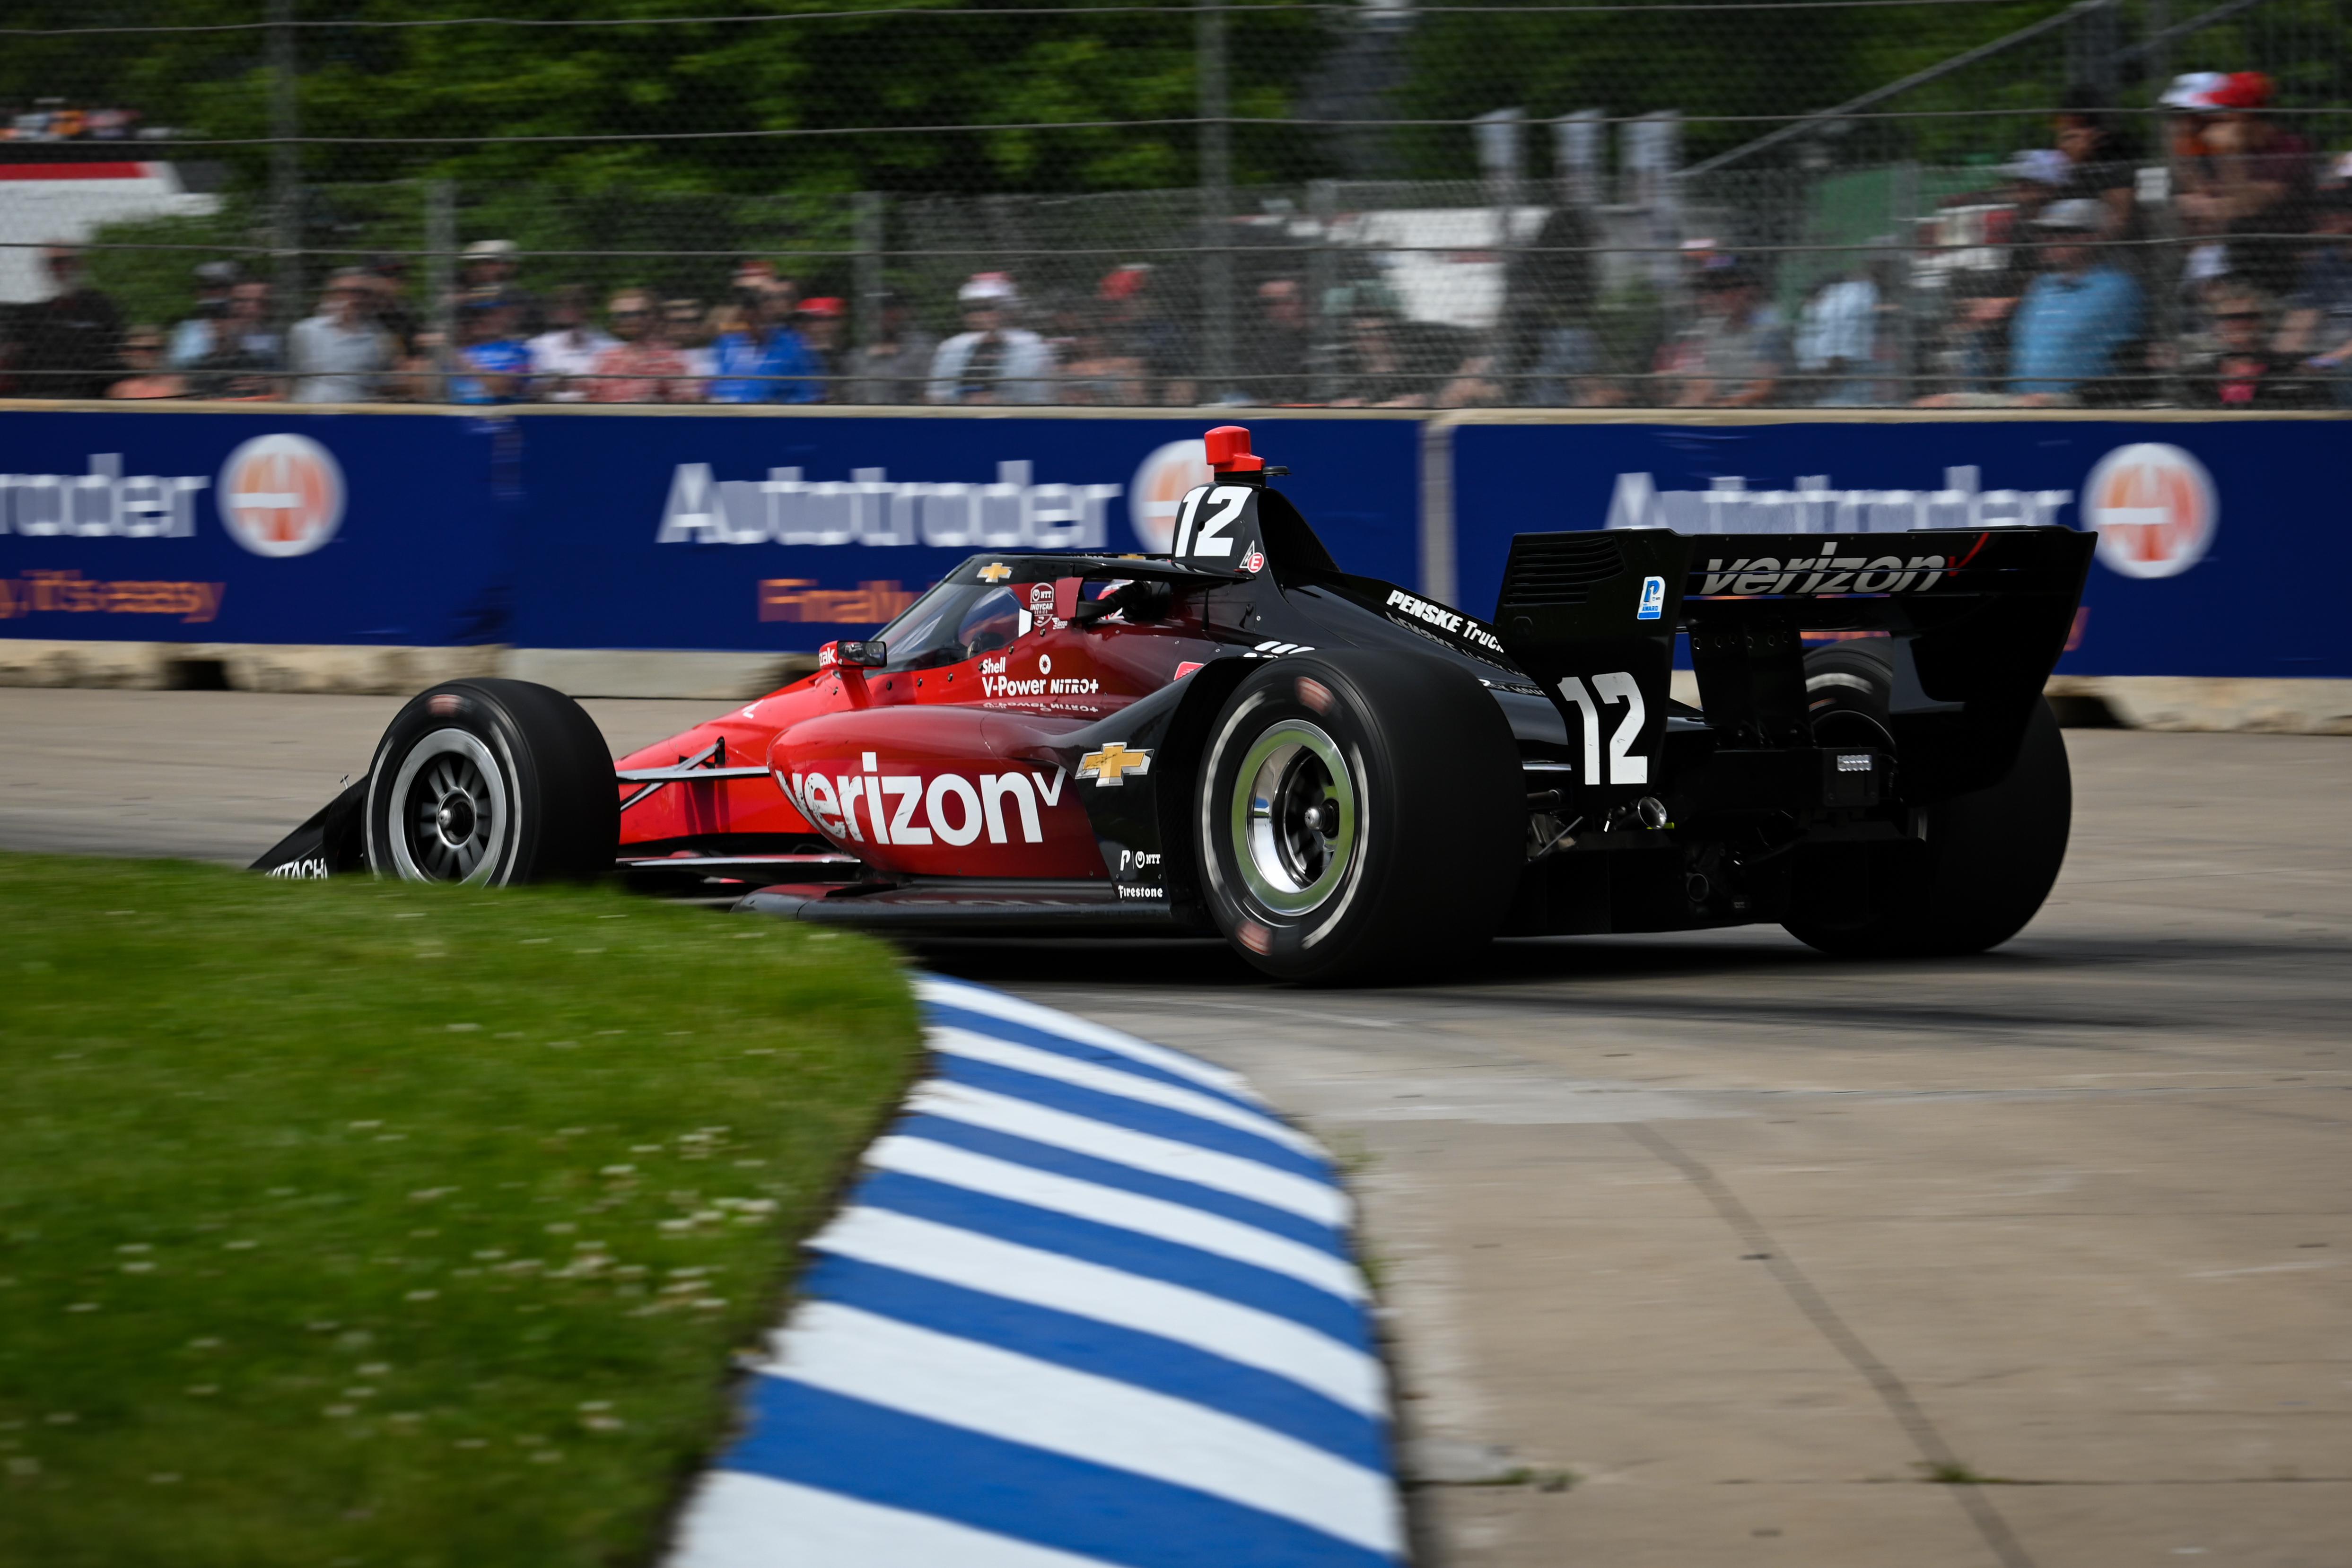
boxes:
[502,409,1423,651]
[0,407,1423,653]
[0,407,521,645]
[1445,415,2352,680]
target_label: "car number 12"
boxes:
[1173,485,1250,559]
[1557,672,1648,785]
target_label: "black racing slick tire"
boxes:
[1784,643,2072,958]
[1194,649,1524,984]
[363,679,619,886]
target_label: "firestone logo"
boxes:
[219,434,345,558]
[1128,440,1215,553]
[2082,444,2216,580]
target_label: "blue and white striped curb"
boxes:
[666,975,1403,1568]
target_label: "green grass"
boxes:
[0,852,922,1568]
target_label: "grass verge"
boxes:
[0,852,921,1568]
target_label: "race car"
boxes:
[255,425,2095,982]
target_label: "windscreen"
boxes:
[870,582,1023,671]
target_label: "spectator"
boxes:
[1238,278,1312,404]
[2050,87,2142,246]
[2177,72,2316,298]
[1494,204,1601,408]
[586,289,699,403]
[169,260,241,369]
[363,253,424,358]
[927,274,1056,405]
[708,282,824,404]
[2280,188,2352,406]
[1050,303,1143,405]
[389,327,450,403]
[288,270,392,403]
[1662,256,1788,408]
[459,240,542,335]
[839,290,938,404]
[450,294,531,404]
[527,285,616,402]
[1795,266,1880,406]
[186,305,281,400]
[15,244,122,399]
[222,280,283,369]
[2187,281,2326,408]
[2160,72,2234,299]
[667,298,717,381]
[1938,153,2069,393]
[106,326,184,400]
[796,297,847,398]
[1098,264,1192,404]
[2006,199,2144,401]
[1329,300,1434,408]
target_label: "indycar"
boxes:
[256,425,2094,982]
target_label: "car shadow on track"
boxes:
[906,930,1846,993]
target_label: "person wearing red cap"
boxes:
[2178,71,2316,297]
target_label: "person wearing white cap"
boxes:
[2007,199,2143,401]
[458,239,542,335]
[2160,71,2229,111]
[926,273,1057,404]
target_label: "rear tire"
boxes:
[1784,643,2071,957]
[363,679,618,885]
[1195,650,1523,983]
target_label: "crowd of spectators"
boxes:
[3,68,2346,410]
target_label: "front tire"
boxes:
[1785,643,2071,957]
[363,679,618,885]
[1195,650,1523,983]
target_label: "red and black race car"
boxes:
[256,425,2094,981]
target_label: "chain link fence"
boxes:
[2,0,2348,408]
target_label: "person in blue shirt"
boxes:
[450,294,531,404]
[706,282,824,404]
[2008,199,2144,401]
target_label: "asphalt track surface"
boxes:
[4,687,2348,1568]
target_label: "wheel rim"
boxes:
[385,729,508,885]
[1229,719,1357,916]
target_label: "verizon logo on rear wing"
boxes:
[1677,527,2103,600]
[1691,551,1954,597]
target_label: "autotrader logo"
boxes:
[218,433,345,558]
[2082,443,2215,580]
[1128,439,1214,553]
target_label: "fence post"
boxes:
[854,191,884,379]
[268,0,301,347]
[1308,177,1338,404]
[1890,159,1921,403]
[1198,0,1233,402]
[425,178,456,403]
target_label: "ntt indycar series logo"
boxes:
[658,461,1122,549]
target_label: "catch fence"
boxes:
[2,0,2348,408]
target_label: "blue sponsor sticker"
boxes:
[1637,574,1666,620]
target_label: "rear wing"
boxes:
[1494,527,2095,807]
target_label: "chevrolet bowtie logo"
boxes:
[978,562,1013,583]
[1078,743,1153,786]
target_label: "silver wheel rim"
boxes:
[1229,719,1357,916]
[385,729,508,885]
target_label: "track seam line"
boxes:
[1620,1123,2038,1568]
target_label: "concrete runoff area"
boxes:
[1,687,2346,1567]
